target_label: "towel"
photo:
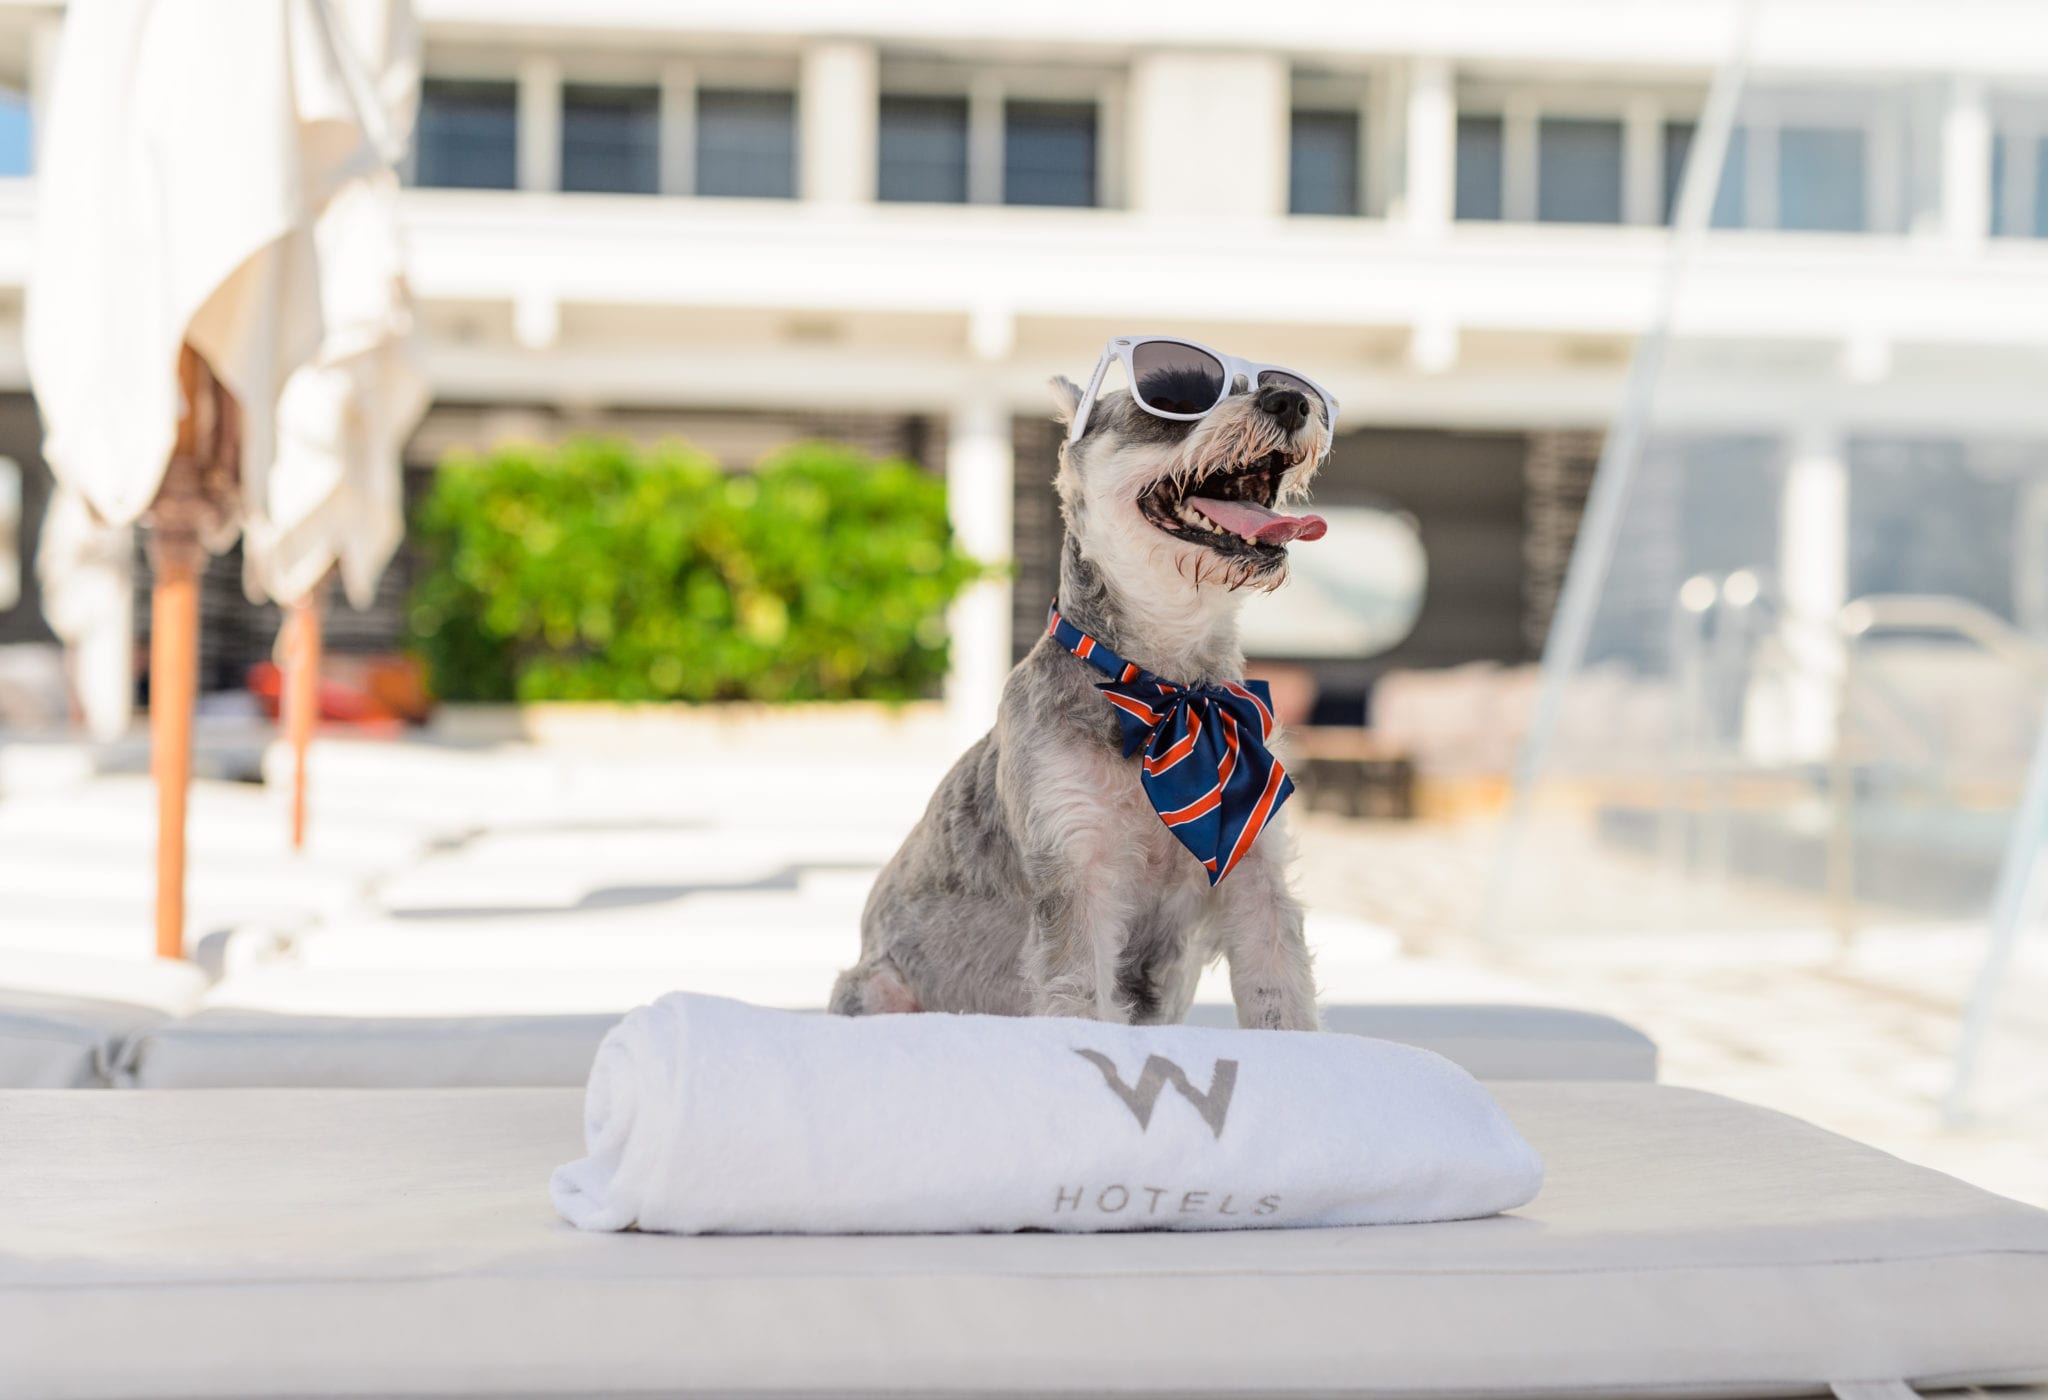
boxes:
[551,994,1543,1235]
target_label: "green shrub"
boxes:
[407,436,984,703]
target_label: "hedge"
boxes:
[407,436,983,703]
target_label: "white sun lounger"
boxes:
[1,983,1656,1088]
[3,1082,2043,1398]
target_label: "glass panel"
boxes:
[1664,120,1749,227]
[0,86,31,177]
[1778,125,1867,231]
[414,79,518,190]
[1495,65,2048,1145]
[696,89,797,199]
[878,95,969,204]
[1289,109,1361,217]
[1003,100,1097,208]
[561,83,659,195]
[1455,115,1504,220]
[1537,117,1623,224]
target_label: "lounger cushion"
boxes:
[0,955,207,1088]
[3,1083,2043,1398]
[119,1003,1657,1088]
[1194,1001,1658,1081]
[120,1009,624,1088]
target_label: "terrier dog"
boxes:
[833,338,1334,1028]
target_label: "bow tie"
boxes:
[1047,602,1294,886]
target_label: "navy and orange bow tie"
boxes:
[1047,602,1294,886]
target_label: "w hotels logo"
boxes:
[1074,1049,1238,1138]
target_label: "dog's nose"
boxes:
[1256,385,1312,433]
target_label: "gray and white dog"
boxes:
[832,355,1332,1028]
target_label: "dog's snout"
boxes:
[1257,385,1312,433]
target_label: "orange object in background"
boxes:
[247,653,432,730]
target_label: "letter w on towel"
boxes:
[1076,1049,1238,1137]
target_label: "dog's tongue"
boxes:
[1189,496,1328,545]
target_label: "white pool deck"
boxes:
[0,713,2041,1208]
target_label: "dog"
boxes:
[832,339,1334,1028]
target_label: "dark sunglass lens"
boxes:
[1131,342,1226,416]
[1258,370,1328,423]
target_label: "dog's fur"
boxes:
[831,367,1331,1028]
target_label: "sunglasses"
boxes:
[1067,335,1340,444]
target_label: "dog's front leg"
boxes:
[1213,823,1321,1031]
[1021,865,1138,1023]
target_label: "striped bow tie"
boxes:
[1047,602,1294,886]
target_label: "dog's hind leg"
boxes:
[828,956,922,1016]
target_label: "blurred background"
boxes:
[0,2,2042,1203]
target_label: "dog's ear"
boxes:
[1048,375,1083,427]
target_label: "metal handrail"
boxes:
[1664,577,2048,949]
[1830,595,2048,947]
[1838,594,2048,679]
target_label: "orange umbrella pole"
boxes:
[145,345,241,960]
[283,592,322,850]
[148,544,200,959]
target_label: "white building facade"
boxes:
[2,0,2048,729]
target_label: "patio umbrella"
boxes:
[26,0,395,957]
[35,486,134,742]
[246,2,427,849]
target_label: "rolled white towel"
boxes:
[551,993,1543,1235]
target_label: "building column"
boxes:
[1126,52,1287,218]
[1501,93,1538,223]
[800,41,878,204]
[945,393,1014,750]
[658,62,696,197]
[1941,75,1992,252]
[1762,421,1850,764]
[517,55,562,193]
[1401,57,1453,238]
[1623,95,1665,226]
[966,75,1004,206]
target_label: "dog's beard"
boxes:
[1119,406,1327,594]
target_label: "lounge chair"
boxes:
[3,1080,2043,1397]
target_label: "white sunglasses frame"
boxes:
[1066,335,1342,445]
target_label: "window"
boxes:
[1536,118,1623,223]
[1662,121,1747,227]
[1777,126,1866,232]
[878,95,969,203]
[561,83,659,194]
[414,79,518,189]
[1004,100,1096,207]
[696,89,796,199]
[2027,137,2048,239]
[1992,131,2010,236]
[1991,127,2048,239]
[0,86,29,176]
[1289,109,1361,217]
[1455,115,1504,220]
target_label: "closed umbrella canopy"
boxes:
[22,0,413,956]
[248,0,428,611]
[25,0,384,538]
